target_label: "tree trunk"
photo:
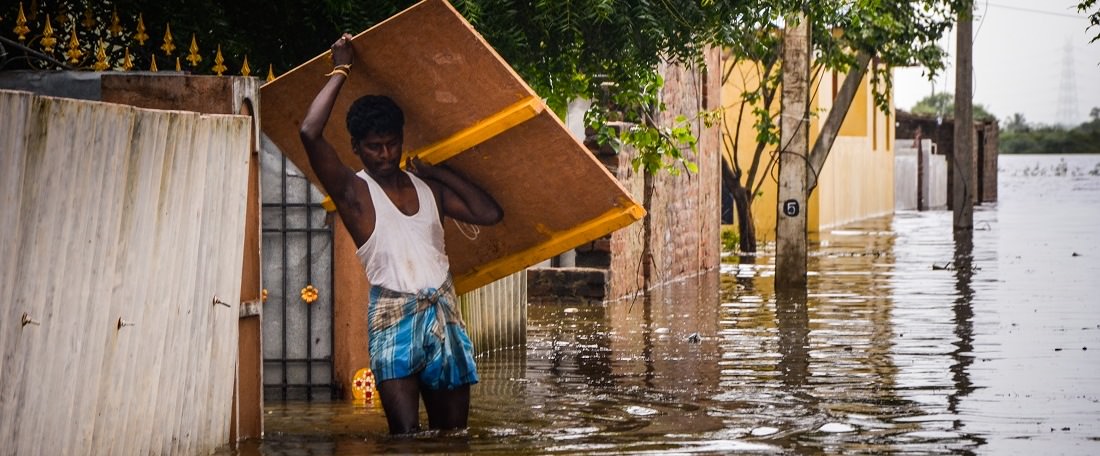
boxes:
[722,156,756,252]
[807,52,871,192]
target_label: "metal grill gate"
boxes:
[260,138,335,400]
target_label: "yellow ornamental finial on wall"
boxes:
[241,55,251,76]
[82,7,95,29]
[175,57,181,71]
[266,64,276,82]
[134,14,149,45]
[212,44,227,75]
[40,15,57,52]
[94,40,109,71]
[160,23,175,55]
[65,25,83,64]
[150,54,158,72]
[122,47,133,71]
[56,7,70,28]
[13,2,30,41]
[187,34,202,67]
[110,8,123,37]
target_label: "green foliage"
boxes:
[909,92,995,121]
[807,0,968,113]
[2,0,966,177]
[714,1,965,252]
[1003,113,1029,133]
[721,0,968,192]
[461,0,736,175]
[1000,108,1100,154]
[720,225,739,252]
[1,0,732,174]
[1080,0,1100,44]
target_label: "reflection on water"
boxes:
[237,155,1100,455]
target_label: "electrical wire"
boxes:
[985,1,1089,19]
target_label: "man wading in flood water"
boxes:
[299,33,503,435]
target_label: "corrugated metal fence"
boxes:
[459,271,527,355]
[0,89,251,455]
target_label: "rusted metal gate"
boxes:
[260,140,336,400]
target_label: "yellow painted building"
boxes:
[721,57,895,242]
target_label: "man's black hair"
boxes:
[346,95,404,142]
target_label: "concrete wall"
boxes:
[895,143,920,211]
[895,138,948,211]
[720,59,895,238]
[812,67,896,230]
[895,113,999,208]
[928,154,948,210]
[813,136,895,230]
[0,89,251,455]
[719,57,778,243]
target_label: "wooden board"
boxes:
[260,0,644,293]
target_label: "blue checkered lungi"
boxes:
[367,276,479,390]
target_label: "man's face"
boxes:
[355,131,403,177]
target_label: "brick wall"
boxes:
[529,49,722,303]
[978,121,999,203]
[607,50,722,301]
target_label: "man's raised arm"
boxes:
[299,33,357,196]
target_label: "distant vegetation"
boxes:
[909,92,996,121]
[1000,108,1100,154]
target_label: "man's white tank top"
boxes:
[354,170,450,294]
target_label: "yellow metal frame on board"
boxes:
[410,96,544,165]
[453,201,646,294]
[391,93,646,294]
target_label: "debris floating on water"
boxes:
[750,427,779,437]
[818,423,856,433]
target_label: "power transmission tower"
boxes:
[1056,37,1079,127]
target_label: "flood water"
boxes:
[234,154,1100,455]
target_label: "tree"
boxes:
[1000,107,1100,154]
[1003,113,1029,133]
[719,1,968,253]
[2,0,746,175]
[910,92,995,121]
[1080,0,1100,44]
[910,92,952,117]
[4,1,969,254]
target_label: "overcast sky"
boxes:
[893,0,1100,127]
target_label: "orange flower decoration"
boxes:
[300,285,318,304]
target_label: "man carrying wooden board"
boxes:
[299,33,503,435]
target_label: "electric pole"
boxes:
[953,5,974,230]
[776,12,810,289]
